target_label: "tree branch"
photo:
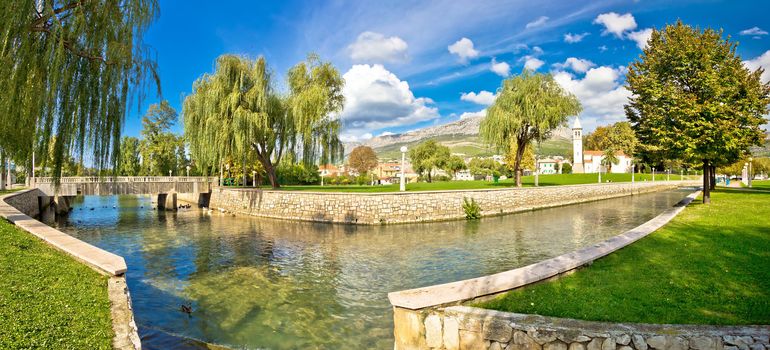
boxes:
[29,26,115,65]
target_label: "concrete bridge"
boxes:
[32,176,218,214]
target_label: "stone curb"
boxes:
[388,190,701,310]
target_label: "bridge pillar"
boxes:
[164,192,177,211]
[54,196,75,215]
[156,193,167,210]
[38,196,56,223]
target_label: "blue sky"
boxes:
[127,0,770,141]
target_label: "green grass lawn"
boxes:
[751,180,770,190]
[0,188,22,195]
[477,189,770,325]
[273,173,697,192]
[0,220,114,349]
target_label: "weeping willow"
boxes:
[183,54,344,188]
[0,0,160,182]
[480,70,581,187]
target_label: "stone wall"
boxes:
[206,181,698,225]
[396,305,769,350]
[2,188,42,217]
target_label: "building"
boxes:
[453,169,474,181]
[318,164,341,177]
[572,117,633,174]
[537,158,562,174]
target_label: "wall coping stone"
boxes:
[388,190,701,310]
[220,180,694,196]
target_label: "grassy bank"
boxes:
[478,189,770,325]
[751,180,770,190]
[275,173,697,193]
[0,220,114,349]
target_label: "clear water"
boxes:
[54,189,691,350]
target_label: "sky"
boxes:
[126,0,770,142]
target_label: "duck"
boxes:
[180,304,193,316]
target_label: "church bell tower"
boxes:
[572,116,584,174]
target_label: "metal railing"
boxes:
[34,176,219,184]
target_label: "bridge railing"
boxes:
[34,176,219,184]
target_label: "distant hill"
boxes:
[344,116,573,161]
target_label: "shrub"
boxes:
[462,197,482,220]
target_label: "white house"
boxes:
[572,116,633,174]
[537,158,562,174]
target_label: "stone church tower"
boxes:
[572,116,584,174]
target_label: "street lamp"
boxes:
[253,170,257,188]
[400,146,407,192]
[186,165,191,177]
[748,157,753,188]
[534,154,539,187]
[631,164,635,184]
[168,170,172,177]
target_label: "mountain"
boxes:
[345,116,574,160]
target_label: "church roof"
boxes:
[572,116,582,129]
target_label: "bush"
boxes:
[462,197,482,220]
[562,162,572,174]
[277,163,321,185]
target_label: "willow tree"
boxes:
[626,22,770,204]
[481,71,582,187]
[0,1,160,182]
[183,54,344,188]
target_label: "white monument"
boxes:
[572,116,584,174]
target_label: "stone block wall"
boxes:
[396,306,769,350]
[207,181,697,225]
[2,189,42,217]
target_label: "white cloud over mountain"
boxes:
[448,38,480,63]
[339,64,439,142]
[490,58,511,76]
[460,90,497,106]
[593,12,637,38]
[348,31,409,63]
[460,109,487,119]
[744,50,770,83]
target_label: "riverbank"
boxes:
[274,173,696,192]
[0,219,114,349]
[478,188,770,324]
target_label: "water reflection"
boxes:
[55,189,691,349]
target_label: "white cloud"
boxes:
[460,90,497,106]
[448,37,480,63]
[378,131,396,137]
[340,64,439,140]
[593,12,637,38]
[531,46,544,55]
[522,56,545,71]
[740,27,768,36]
[598,45,608,52]
[525,16,549,29]
[564,32,589,43]
[348,31,409,63]
[627,28,653,49]
[744,50,770,83]
[553,66,632,126]
[490,58,511,77]
[553,57,596,73]
[460,109,487,119]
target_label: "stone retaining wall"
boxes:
[206,181,698,225]
[401,305,769,350]
[3,188,41,217]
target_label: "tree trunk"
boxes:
[702,161,711,204]
[514,139,526,188]
[709,165,716,190]
[427,170,432,183]
[264,161,279,189]
[0,150,6,191]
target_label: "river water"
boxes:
[54,188,691,349]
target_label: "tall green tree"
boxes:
[0,0,160,181]
[585,122,638,157]
[601,148,620,173]
[444,155,467,178]
[183,54,344,188]
[408,140,450,182]
[118,137,141,176]
[481,71,582,187]
[625,22,770,203]
[139,101,184,176]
